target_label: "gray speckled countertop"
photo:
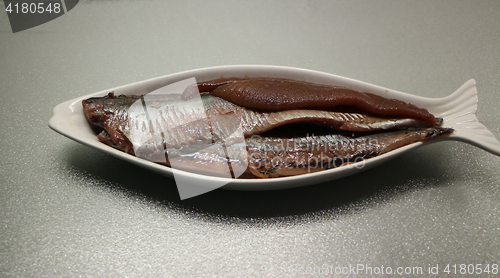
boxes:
[1,1,499,277]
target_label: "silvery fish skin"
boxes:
[82,93,440,153]
[150,127,453,178]
[245,127,452,178]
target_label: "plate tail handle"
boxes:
[430,79,500,156]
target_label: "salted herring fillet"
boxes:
[128,127,451,178]
[82,93,441,153]
[199,77,437,125]
[82,78,451,178]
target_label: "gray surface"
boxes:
[1,0,499,277]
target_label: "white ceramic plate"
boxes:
[49,65,500,191]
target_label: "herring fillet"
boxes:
[82,93,438,153]
[201,77,437,125]
[151,127,452,178]
[245,127,453,178]
[81,93,451,178]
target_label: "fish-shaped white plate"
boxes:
[49,65,500,192]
